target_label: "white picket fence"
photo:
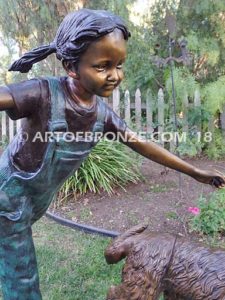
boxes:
[0,112,21,144]
[108,87,204,133]
[0,87,212,147]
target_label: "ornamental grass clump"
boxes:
[58,140,142,201]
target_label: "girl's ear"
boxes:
[62,60,79,79]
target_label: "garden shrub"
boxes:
[177,135,203,157]
[189,189,225,236]
[205,129,225,160]
[58,140,142,201]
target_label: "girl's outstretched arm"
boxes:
[122,128,225,188]
[0,86,15,110]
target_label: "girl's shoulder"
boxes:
[6,77,50,120]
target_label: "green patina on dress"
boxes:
[0,77,107,299]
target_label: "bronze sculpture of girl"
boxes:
[0,8,224,299]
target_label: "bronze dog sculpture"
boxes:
[105,224,225,300]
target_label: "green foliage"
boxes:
[177,135,202,157]
[203,76,225,114]
[59,140,142,199]
[85,0,134,17]
[189,190,225,236]
[165,67,199,111]
[187,106,210,128]
[205,130,225,160]
[170,105,210,157]
[177,0,225,83]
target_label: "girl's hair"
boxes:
[9,9,130,73]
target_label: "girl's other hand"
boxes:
[193,169,225,188]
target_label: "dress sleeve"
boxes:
[103,104,127,140]
[6,78,42,120]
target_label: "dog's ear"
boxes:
[105,224,148,264]
[123,223,149,238]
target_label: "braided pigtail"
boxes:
[8,43,56,73]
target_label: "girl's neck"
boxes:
[66,77,96,109]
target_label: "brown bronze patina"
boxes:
[105,224,225,300]
[0,7,224,300]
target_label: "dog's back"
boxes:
[164,239,225,299]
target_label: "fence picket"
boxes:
[124,90,130,125]
[146,89,153,134]
[112,87,120,116]
[16,119,21,132]
[221,105,225,136]
[9,119,14,142]
[158,88,164,146]
[194,89,201,135]
[194,89,201,107]
[1,112,7,138]
[135,88,141,131]
[193,89,202,152]
[182,93,189,133]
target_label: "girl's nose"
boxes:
[107,69,120,83]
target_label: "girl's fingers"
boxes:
[211,176,225,188]
[212,169,225,181]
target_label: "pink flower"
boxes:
[188,207,200,215]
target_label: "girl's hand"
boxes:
[193,169,225,188]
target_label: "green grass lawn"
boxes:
[0,217,165,300]
[33,217,122,300]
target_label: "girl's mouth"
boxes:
[104,82,118,90]
[104,85,116,90]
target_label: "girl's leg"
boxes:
[0,194,42,300]
[0,226,42,300]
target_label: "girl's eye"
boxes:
[117,63,123,70]
[94,65,106,71]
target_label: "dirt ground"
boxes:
[49,157,225,237]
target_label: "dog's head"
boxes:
[105,224,148,264]
[105,225,179,300]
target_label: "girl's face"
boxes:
[75,29,127,98]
